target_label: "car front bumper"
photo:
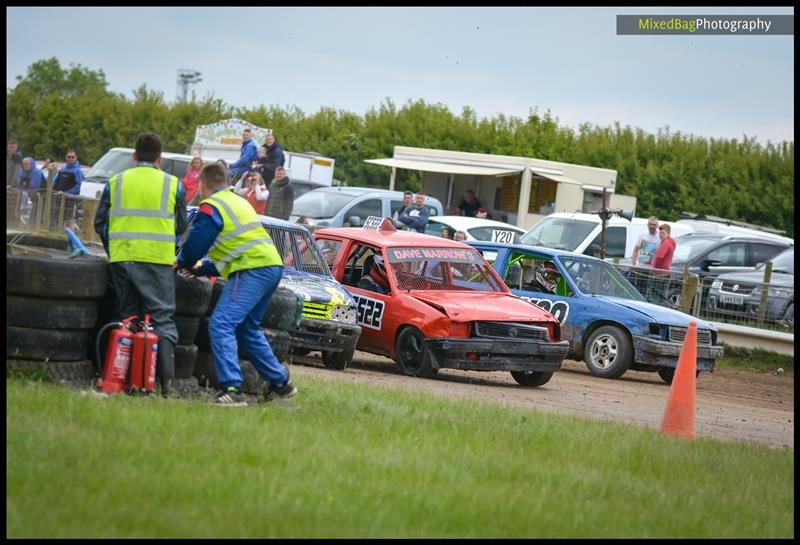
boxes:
[425,338,570,372]
[289,318,362,354]
[632,335,724,370]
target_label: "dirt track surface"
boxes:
[291,352,794,449]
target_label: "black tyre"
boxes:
[322,347,354,370]
[7,358,96,381]
[7,295,99,330]
[239,359,267,395]
[583,325,632,379]
[510,370,554,387]
[657,367,701,385]
[193,350,219,389]
[175,344,199,379]
[207,278,226,316]
[261,287,302,330]
[395,327,438,378]
[195,316,211,352]
[7,326,89,362]
[7,252,109,299]
[264,328,292,363]
[175,315,201,345]
[174,273,213,316]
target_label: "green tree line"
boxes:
[7,58,794,234]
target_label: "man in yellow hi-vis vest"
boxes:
[94,132,187,395]
[175,163,296,406]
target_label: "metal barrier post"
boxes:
[756,261,773,325]
[679,275,699,314]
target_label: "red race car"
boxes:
[314,217,570,387]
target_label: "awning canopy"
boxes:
[365,157,523,177]
[530,167,585,186]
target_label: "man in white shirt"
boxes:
[631,216,661,267]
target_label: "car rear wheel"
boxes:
[657,367,701,385]
[583,325,632,379]
[510,370,554,387]
[395,327,437,378]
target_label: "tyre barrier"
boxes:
[7,242,108,376]
[192,329,292,394]
[175,314,201,345]
[175,273,213,316]
[175,344,199,379]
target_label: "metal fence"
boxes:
[613,262,794,333]
[7,187,101,244]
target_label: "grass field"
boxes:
[718,343,793,372]
[6,376,794,538]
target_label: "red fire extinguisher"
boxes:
[95,316,137,394]
[128,314,159,395]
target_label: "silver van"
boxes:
[289,187,443,228]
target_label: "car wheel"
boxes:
[583,325,632,379]
[657,367,701,385]
[322,347,354,370]
[395,327,438,378]
[510,370,554,387]
[292,348,312,357]
[665,288,682,309]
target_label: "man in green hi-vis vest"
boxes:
[94,132,187,395]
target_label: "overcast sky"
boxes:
[6,6,794,144]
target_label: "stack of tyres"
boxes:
[174,272,213,385]
[7,242,109,381]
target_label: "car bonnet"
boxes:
[410,291,559,324]
[280,268,355,307]
[596,296,715,329]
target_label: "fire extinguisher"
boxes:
[128,314,159,395]
[95,316,137,394]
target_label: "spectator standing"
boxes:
[234,171,269,215]
[265,166,294,221]
[261,133,285,185]
[229,128,259,181]
[398,192,430,233]
[18,157,45,223]
[648,223,677,305]
[181,156,203,205]
[6,139,22,188]
[392,191,414,228]
[52,149,85,229]
[94,132,187,395]
[631,216,661,268]
[457,189,482,217]
[175,163,297,406]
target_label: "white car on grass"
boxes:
[423,215,526,243]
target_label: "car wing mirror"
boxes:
[701,258,723,271]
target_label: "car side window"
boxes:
[586,227,626,257]
[344,199,382,224]
[390,200,405,217]
[318,239,342,268]
[751,243,784,266]
[424,220,443,236]
[342,244,379,288]
[707,243,746,266]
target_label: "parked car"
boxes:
[423,215,526,243]
[707,247,794,326]
[80,147,221,200]
[290,186,443,228]
[469,240,725,384]
[520,212,693,259]
[664,233,792,307]
[181,208,363,369]
[314,217,570,386]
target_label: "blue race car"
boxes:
[468,242,725,384]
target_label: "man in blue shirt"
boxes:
[228,128,259,181]
[398,192,430,233]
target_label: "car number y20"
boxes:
[491,230,514,243]
[353,294,385,330]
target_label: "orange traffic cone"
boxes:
[660,320,698,438]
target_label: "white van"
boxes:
[519,212,694,259]
[79,147,221,200]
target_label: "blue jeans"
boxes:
[209,265,287,390]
